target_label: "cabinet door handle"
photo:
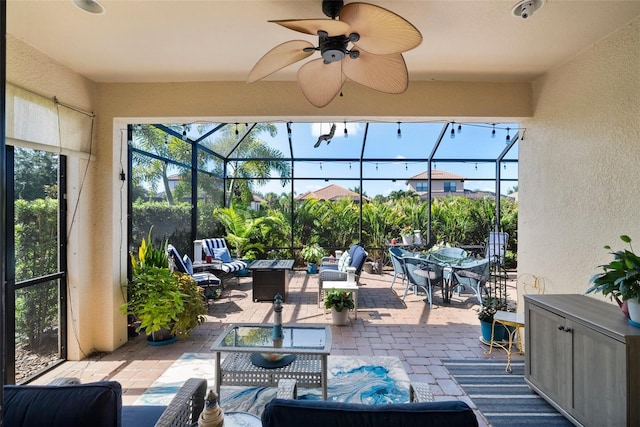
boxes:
[558,326,565,331]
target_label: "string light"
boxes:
[235,123,239,137]
[376,162,379,171]
[475,163,478,171]
[491,124,496,139]
[405,163,408,171]
[287,122,292,136]
[319,162,322,170]
[397,122,402,139]
[349,162,352,170]
[450,122,456,139]
[182,124,187,141]
[505,127,511,144]
[344,121,348,138]
[504,163,507,170]
[457,124,462,134]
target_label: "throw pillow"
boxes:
[338,251,351,272]
[182,255,194,275]
[212,247,232,263]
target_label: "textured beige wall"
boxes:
[519,18,640,301]
[6,36,107,359]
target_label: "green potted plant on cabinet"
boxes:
[324,289,355,326]
[587,235,640,325]
[122,231,207,344]
[301,243,324,274]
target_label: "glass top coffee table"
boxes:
[211,323,332,399]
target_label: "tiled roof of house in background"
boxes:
[407,169,466,181]
[295,184,369,202]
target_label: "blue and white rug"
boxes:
[136,353,411,415]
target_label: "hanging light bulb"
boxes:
[457,124,462,134]
[164,135,169,145]
[235,123,239,137]
[182,124,187,141]
[433,162,437,169]
[405,163,408,171]
[505,127,511,144]
[349,162,352,170]
[319,162,322,170]
[287,122,292,136]
[376,162,379,171]
[344,121,348,138]
[475,163,478,171]
[491,124,496,139]
[397,122,402,139]
[450,122,456,139]
[504,163,507,170]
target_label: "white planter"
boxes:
[331,308,350,326]
[402,235,414,245]
[627,298,640,324]
[413,230,422,245]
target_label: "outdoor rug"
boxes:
[442,359,573,426]
[135,353,411,415]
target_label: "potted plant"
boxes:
[301,243,324,274]
[401,226,414,245]
[477,296,510,343]
[587,235,640,325]
[324,289,355,326]
[121,231,207,344]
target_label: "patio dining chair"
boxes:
[401,256,444,308]
[388,246,414,289]
[451,258,491,305]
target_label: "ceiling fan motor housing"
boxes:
[322,0,344,19]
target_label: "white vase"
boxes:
[627,298,640,324]
[413,230,422,245]
[331,308,349,326]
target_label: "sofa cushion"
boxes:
[4,381,122,427]
[122,405,166,427]
[348,245,367,275]
[261,399,478,427]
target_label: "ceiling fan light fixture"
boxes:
[72,0,105,15]
[511,0,545,19]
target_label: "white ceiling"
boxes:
[6,0,640,85]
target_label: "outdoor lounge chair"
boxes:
[317,244,367,304]
[167,244,222,299]
[201,238,248,275]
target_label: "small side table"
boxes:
[322,280,358,319]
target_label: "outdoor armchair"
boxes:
[318,244,367,284]
[201,238,248,275]
[388,247,412,289]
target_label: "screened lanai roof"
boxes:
[144,121,519,198]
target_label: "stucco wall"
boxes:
[519,17,640,301]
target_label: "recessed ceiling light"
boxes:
[511,0,545,19]
[72,0,105,15]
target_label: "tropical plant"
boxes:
[300,243,324,265]
[587,235,640,304]
[122,230,206,339]
[214,205,284,259]
[324,289,355,313]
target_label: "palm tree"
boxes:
[201,123,291,207]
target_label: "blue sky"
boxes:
[247,121,519,197]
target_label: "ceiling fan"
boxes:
[247,1,422,108]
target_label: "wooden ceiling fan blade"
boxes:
[270,19,351,37]
[247,40,315,83]
[342,52,408,94]
[297,59,345,108]
[339,3,422,55]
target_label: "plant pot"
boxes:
[479,319,510,344]
[147,327,177,346]
[307,262,318,274]
[331,308,350,326]
[627,299,640,325]
[402,235,414,245]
